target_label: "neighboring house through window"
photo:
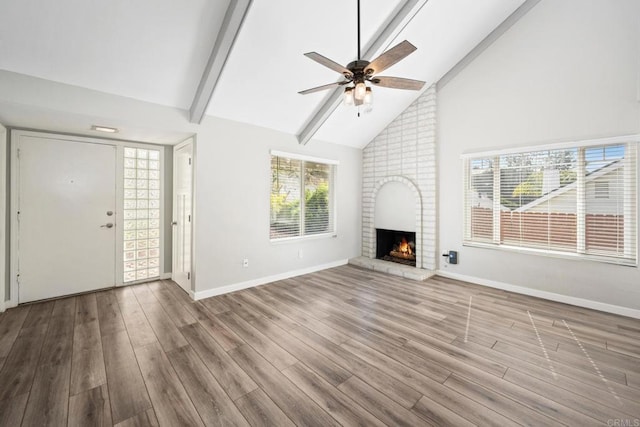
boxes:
[464,139,637,264]
[595,181,610,199]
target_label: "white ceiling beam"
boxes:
[296,0,428,146]
[437,0,541,91]
[189,0,252,124]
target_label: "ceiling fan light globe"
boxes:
[355,81,367,101]
[364,87,373,106]
[343,87,354,106]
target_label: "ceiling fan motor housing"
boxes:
[345,59,373,87]
[346,60,374,80]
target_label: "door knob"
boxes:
[106,211,114,216]
[101,223,114,228]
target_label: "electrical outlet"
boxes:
[442,251,458,265]
[243,258,249,268]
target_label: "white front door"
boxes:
[172,139,193,294]
[17,135,117,303]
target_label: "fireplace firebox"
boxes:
[376,228,417,267]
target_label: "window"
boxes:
[123,147,161,282]
[270,152,336,240]
[464,141,637,264]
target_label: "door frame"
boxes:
[172,137,196,297]
[0,124,6,312]
[9,130,166,306]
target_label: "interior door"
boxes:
[17,136,116,303]
[172,139,193,294]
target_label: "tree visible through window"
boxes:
[270,154,335,239]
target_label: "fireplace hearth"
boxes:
[376,228,417,267]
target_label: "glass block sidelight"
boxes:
[124,147,161,282]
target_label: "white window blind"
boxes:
[270,154,335,240]
[464,142,637,264]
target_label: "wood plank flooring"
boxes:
[0,265,639,426]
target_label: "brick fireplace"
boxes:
[350,85,437,278]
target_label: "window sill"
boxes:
[463,241,637,267]
[270,232,337,244]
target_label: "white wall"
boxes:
[0,71,362,300]
[438,0,640,311]
[194,116,362,294]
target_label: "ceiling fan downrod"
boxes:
[357,0,361,61]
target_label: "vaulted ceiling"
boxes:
[0,0,527,147]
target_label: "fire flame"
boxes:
[398,237,412,255]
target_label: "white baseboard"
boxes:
[436,270,640,319]
[161,273,172,280]
[193,259,349,301]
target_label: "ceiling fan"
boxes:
[299,0,426,110]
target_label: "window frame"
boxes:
[269,150,338,242]
[462,135,639,266]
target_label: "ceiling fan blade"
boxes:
[304,52,352,76]
[366,40,417,74]
[370,76,425,91]
[298,81,344,95]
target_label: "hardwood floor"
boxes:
[0,265,639,426]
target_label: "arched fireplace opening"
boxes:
[372,178,421,268]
